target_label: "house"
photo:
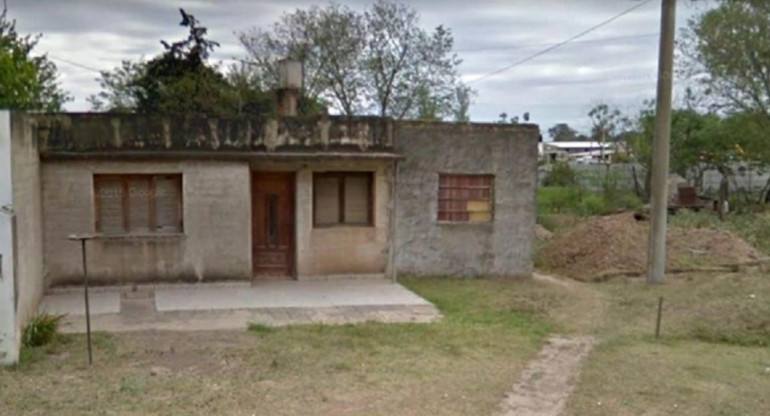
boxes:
[540,141,614,164]
[0,72,539,364]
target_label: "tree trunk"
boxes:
[644,164,652,202]
[718,168,729,221]
[631,165,645,200]
[760,174,770,204]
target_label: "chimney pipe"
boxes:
[277,59,302,116]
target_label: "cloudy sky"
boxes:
[8,0,714,136]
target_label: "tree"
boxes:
[88,60,145,112]
[238,0,470,119]
[451,85,473,122]
[547,123,579,142]
[588,104,628,143]
[90,9,276,116]
[0,6,69,111]
[626,100,755,203]
[679,1,770,124]
[679,1,770,201]
[588,103,633,166]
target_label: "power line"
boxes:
[455,33,658,53]
[48,55,104,73]
[467,0,655,85]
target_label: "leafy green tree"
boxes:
[90,9,275,116]
[88,60,145,112]
[679,1,770,202]
[679,1,770,124]
[627,101,754,201]
[451,85,473,122]
[547,123,579,142]
[238,0,470,119]
[0,7,69,111]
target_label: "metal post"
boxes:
[80,238,93,365]
[647,0,676,285]
[655,296,664,339]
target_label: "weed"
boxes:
[671,210,770,255]
[119,376,146,395]
[248,323,276,334]
[22,313,65,348]
[542,162,578,187]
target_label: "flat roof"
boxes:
[543,141,613,149]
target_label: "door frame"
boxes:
[250,171,296,280]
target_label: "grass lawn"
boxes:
[565,272,770,416]
[0,277,586,416]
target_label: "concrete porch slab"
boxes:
[40,280,441,333]
[154,280,432,312]
[38,291,121,316]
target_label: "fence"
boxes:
[539,162,770,197]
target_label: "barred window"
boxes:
[94,174,183,234]
[438,174,493,222]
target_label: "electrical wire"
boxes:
[466,0,655,85]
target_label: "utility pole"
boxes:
[647,0,676,285]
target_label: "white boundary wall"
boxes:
[0,110,18,364]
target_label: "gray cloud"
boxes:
[7,0,712,135]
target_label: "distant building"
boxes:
[539,141,615,164]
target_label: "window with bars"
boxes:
[438,174,493,223]
[94,174,183,235]
[313,172,373,227]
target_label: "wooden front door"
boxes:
[252,172,295,278]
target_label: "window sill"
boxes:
[313,224,375,229]
[94,233,186,241]
[437,221,493,226]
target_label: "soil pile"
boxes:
[540,212,762,281]
[535,224,553,243]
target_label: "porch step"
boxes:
[295,273,388,282]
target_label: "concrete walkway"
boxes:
[495,336,595,416]
[39,280,442,333]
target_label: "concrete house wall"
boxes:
[394,122,539,278]
[42,160,253,285]
[0,112,47,364]
[37,114,396,285]
[293,161,391,278]
[41,159,392,285]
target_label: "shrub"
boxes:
[578,193,606,216]
[603,190,643,213]
[539,186,641,217]
[22,313,65,348]
[248,323,276,334]
[536,213,558,232]
[542,162,578,187]
[537,186,582,214]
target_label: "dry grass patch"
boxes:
[567,339,770,416]
[0,277,585,416]
[565,272,770,415]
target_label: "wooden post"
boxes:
[655,296,664,339]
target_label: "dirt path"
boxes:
[495,335,596,416]
[494,272,602,416]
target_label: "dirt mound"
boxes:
[535,224,553,243]
[540,212,762,281]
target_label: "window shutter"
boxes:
[344,176,369,224]
[438,174,493,223]
[155,176,182,233]
[314,177,340,225]
[127,178,151,233]
[96,178,125,234]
